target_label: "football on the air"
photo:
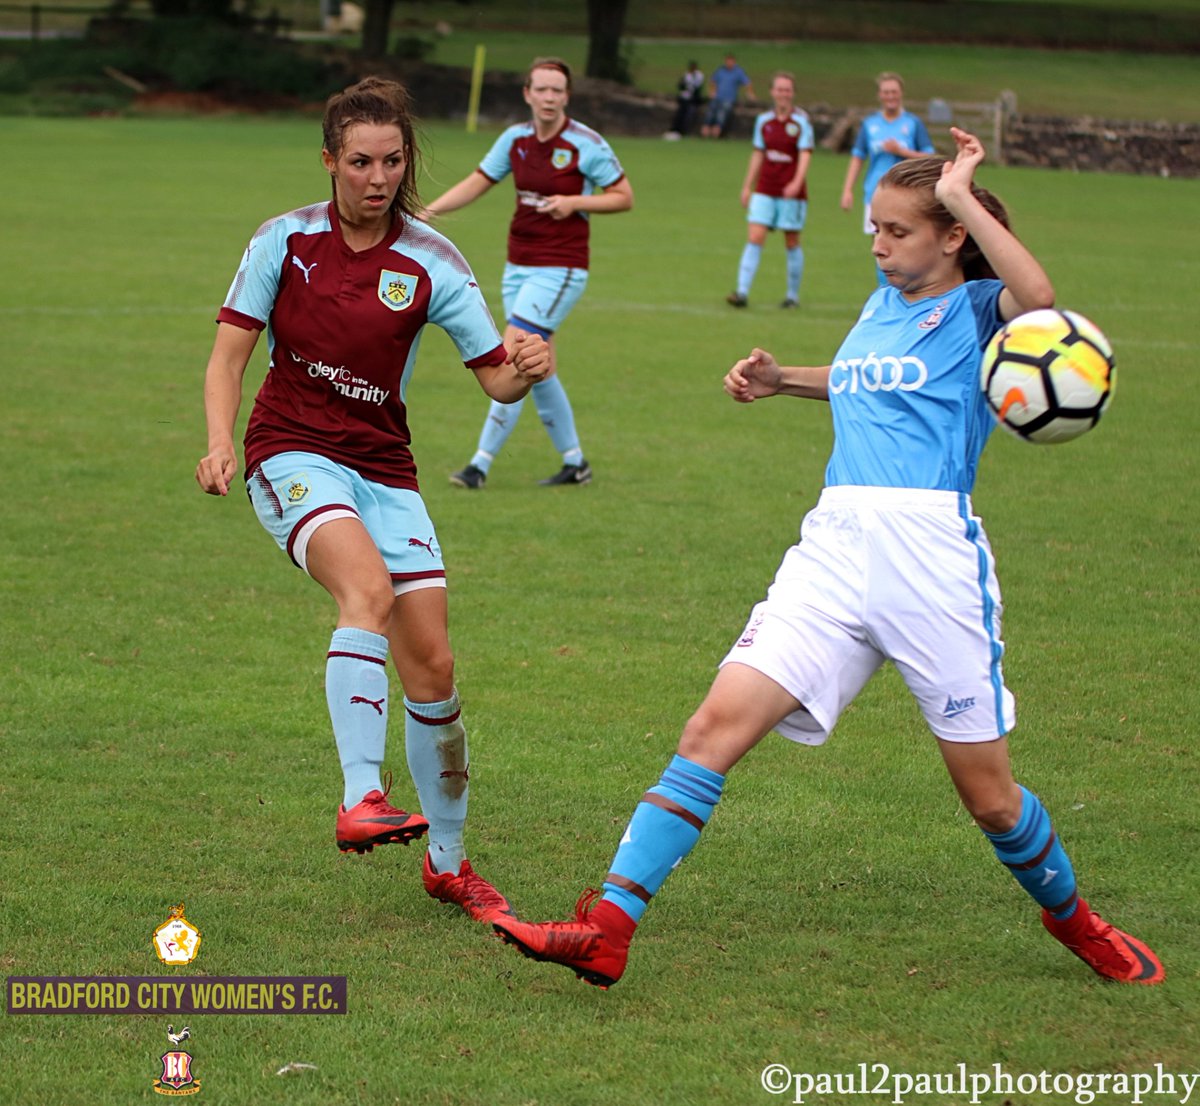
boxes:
[981,308,1115,444]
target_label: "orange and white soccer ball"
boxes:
[981,308,1115,444]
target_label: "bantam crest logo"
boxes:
[551,147,572,170]
[378,270,418,312]
[153,903,202,966]
[154,1025,201,1096]
[286,477,310,504]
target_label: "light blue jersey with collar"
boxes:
[824,280,1004,492]
[852,110,935,200]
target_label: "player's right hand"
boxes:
[196,447,239,497]
[724,347,782,403]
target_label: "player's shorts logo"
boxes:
[551,147,572,170]
[286,477,310,504]
[378,270,419,312]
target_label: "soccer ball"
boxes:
[981,308,1115,444]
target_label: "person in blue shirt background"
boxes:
[701,53,755,139]
[490,128,1165,993]
[841,71,936,283]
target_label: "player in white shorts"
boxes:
[492,129,1164,990]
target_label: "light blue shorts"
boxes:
[747,193,807,232]
[247,451,446,594]
[501,263,589,337]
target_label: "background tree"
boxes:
[585,0,630,83]
[361,0,393,57]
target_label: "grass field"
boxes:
[1,115,1198,1105]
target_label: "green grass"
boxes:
[1,116,1198,1105]
[419,30,1200,123]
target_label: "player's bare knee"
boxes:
[965,793,1022,834]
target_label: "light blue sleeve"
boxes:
[966,279,1005,347]
[851,118,870,160]
[578,132,625,189]
[478,127,519,183]
[752,112,767,151]
[913,115,935,154]
[405,226,504,363]
[799,113,815,151]
[222,214,289,323]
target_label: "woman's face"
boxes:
[523,66,569,128]
[870,184,962,294]
[877,79,904,116]
[322,122,407,225]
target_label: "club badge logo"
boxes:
[551,147,572,170]
[286,477,310,504]
[154,1025,201,1096]
[153,904,202,966]
[378,270,418,312]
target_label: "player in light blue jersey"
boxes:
[492,129,1164,990]
[841,72,936,285]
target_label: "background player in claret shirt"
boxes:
[492,129,1164,990]
[841,71,936,285]
[195,77,550,925]
[726,72,814,310]
[422,57,634,489]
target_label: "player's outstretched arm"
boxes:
[725,349,831,404]
[936,128,1054,320]
[421,171,495,220]
[196,322,258,497]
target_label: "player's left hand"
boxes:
[510,332,551,381]
[538,195,576,220]
[936,127,985,204]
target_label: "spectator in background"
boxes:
[840,71,936,284]
[701,53,755,139]
[665,60,706,140]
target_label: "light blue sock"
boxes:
[785,245,804,301]
[326,628,389,808]
[404,692,468,874]
[984,786,1079,920]
[532,376,583,463]
[736,243,762,297]
[471,399,524,473]
[601,754,725,922]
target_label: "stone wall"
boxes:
[1001,116,1200,179]
[392,62,1200,180]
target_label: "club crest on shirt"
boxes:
[918,299,950,330]
[378,270,418,311]
[786,121,800,137]
[551,147,572,170]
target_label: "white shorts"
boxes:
[720,486,1015,745]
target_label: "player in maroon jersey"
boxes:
[196,77,550,924]
[422,58,634,489]
[726,73,815,310]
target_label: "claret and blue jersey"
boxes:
[477,118,626,269]
[218,201,505,492]
[824,280,1005,492]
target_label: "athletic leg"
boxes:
[493,663,802,986]
[939,738,1163,983]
